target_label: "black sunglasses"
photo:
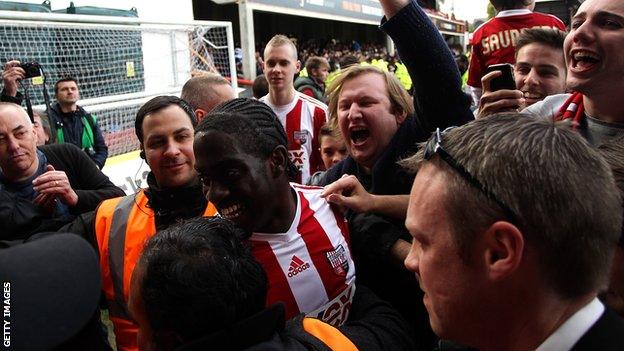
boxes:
[424,127,518,222]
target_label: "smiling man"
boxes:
[194,98,356,327]
[260,35,327,184]
[88,96,217,351]
[478,28,567,117]
[403,114,624,350]
[524,0,624,146]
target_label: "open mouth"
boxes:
[349,126,370,146]
[220,203,244,220]
[570,50,600,72]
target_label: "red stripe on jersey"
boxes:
[291,183,323,191]
[286,99,303,150]
[286,99,304,184]
[297,194,348,298]
[250,240,300,318]
[310,106,327,173]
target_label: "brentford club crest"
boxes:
[293,130,309,145]
[326,245,349,277]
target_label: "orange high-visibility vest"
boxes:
[302,318,358,350]
[95,190,217,351]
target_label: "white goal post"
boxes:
[0,10,237,157]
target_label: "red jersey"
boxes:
[249,183,356,326]
[467,9,565,88]
[260,92,328,184]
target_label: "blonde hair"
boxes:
[264,34,298,60]
[326,65,414,131]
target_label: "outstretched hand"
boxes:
[321,174,375,214]
[2,60,25,97]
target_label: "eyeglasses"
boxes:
[424,127,518,222]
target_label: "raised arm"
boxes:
[380,0,473,132]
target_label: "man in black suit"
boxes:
[402,114,624,350]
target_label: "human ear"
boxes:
[270,145,289,178]
[482,221,524,281]
[195,109,206,122]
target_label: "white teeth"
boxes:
[220,204,241,218]
[573,50,599,61]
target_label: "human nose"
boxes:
[523,69,540,87]
[570,20,596,45]
[404,242,420,274]
[6,135,20,152]
[163,141,181,157]
[347,103,361,121]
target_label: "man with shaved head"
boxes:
[0,102,123,239]
[260,34,328,184]
[180,74,236,121]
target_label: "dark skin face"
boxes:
[193,130,296,233]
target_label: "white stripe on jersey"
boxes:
[295,184,356,285]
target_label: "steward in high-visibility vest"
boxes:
[95,189,217,351]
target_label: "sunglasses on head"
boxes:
[424,127,518,222]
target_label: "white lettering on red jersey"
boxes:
[249,183,356,326]
[260,92,328,184]
[467,10,566,88]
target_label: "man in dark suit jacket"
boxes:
[402,114,624,350]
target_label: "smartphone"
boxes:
[485,63,515,91]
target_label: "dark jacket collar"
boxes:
[175,304,286,351]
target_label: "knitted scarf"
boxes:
[555,91,584,130]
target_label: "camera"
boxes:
[20,61,41,79]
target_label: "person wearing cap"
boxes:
[0,102,124,241]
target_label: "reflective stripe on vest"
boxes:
[302,318,358,350]
[95,190,217,351]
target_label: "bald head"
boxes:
[181,75,236,121]
[0,102,32,128]
[0,102,39,182]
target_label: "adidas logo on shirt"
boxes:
[288,255,310,278]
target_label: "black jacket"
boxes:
[178,286,414,351]
[61,172,207,250]
[0,144,123,242]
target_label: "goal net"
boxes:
[0,11,236,157]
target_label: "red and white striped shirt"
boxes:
[467,9,566,88]
[260,92,328,184]
[249,183,356,326]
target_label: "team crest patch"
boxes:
[293,130,309,145]
[326,245,349,277]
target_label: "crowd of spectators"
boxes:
[2,0,624,350]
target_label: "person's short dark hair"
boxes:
[340,55,360,69]
[138,217,268,345]
[196,98,299,178]
[490,0,533,11]
[598,139,624,246]
[305,56,330,73]
[134,95,197,143]
[54,76,78,94]
[402,113,622,299]
[516,28,566,55]
[252,75,269,99]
